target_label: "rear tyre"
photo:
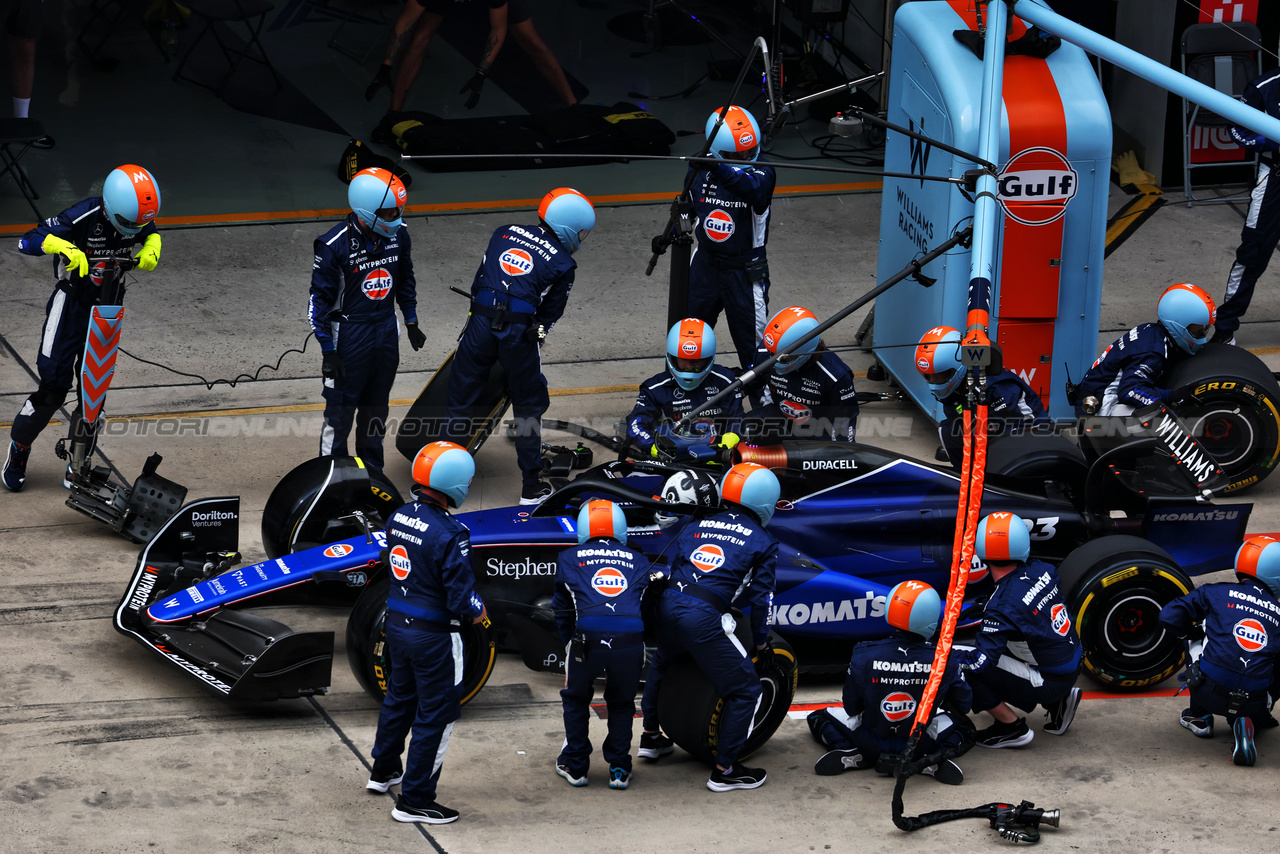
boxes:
[1057,536,1194,691]
[262,457,404,558]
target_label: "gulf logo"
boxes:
[689,544,725,572]
[968,553,988,584]
[779,400,811,423]
[324,543,354,558]
[680,339,701,356]
[591,567,629,598]
[737,131,755,149]
[997,147,1078,226]
[1050,603,1071,636]
[704,210,735,242]
[90,261,108,286]
[389,545,413,581]
[1234,618,1268,653]
[362,268,393,300]
[917,357,931,370]
[881,692,917,722]
[499,248,534,276]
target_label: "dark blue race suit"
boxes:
[309,214,417,470]
[10,199,158,447]
[745,347,858,443]
[640,508,777,769]
[937,368,1047,466]
[446,223,576,487]
[552,538,651,775]
[955,560,1082,715]
[688,161,776,372]
[1159,578,1280,727]
[1074,323,1185,417]
[1219,69,1280,335]
[808,632,973,764]
[625,365,744,456]
[371,495,485,810]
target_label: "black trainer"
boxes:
[1044,686,1083,735]
[921,759,964,785]
[520,482,553,505]
[1210,327,1237,346]
[814,748,866,776]
[366,768,404,792]
[707,764,767,792]
[638,730,674,760]
[975,716,1034,748]
[392,797,460,824]
[2,441,30,492]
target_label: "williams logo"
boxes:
[998,147,1078,226]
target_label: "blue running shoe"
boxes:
[1233,717,1257,767]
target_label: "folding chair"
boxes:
[173,0,282,96]
[1180,22,1263,207]
[77,0,171,68]
[0,118,46,221]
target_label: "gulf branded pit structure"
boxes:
[874,0,1110,420]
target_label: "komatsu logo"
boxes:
[393,512,431,533]
[802,459,855,471]
[1021,571,1054,606]
[770,593,885,625]
[1151,509,1239,522]
[998,147,1078,226]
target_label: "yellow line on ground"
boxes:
[1104,191,1163,245]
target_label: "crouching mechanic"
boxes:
[745,305,858,443]
[310,167,422,471]
[552,499,650,789]
[955,512,1083,749]
[1073,283,1216,417]
[626,318,744,462]
[1158,534,1280,767]
[639,462,779,791]
[368,441,487,825]
[806,580,973,783]
[915,326,1046,467]
[447,188,595,505]
[4,164,161,492]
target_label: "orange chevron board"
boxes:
[82,306,124,425]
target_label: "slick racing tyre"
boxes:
[262,456,404,558]
[1057,536,1194,691]
[346,576,496,706]
[1165,342,1280,494]
[657,629,798,765]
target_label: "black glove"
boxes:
[322,350,346,382]
[406,322,427,351]
[365,64,393,102]
[651,234,672,256]
[523,323,547,345]
[459,69,486,110]
[754,640,773,675]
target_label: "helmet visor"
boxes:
[114,213,146,232]
[376,204,404,222]
[922,368,956,387]
[1187,323,1208,339]
[722,145,758,162]
[674,355,713,374]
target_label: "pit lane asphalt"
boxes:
[3,193,1279,854]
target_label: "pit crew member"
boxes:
[368,441,487,824]
[955,512,1083,749]
[446,187,594,505]
[1158,534,1280,767]
[806,579,972,782]
[915,326,1046,466]
[1072,283,1216,417]
[639,462,779,792]
[4,164,161,492]
[626,318,744,462]
[552,499,650,789]
[310,167,421,471]
[745,305,858,443]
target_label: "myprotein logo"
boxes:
[499,248,534,276]
[881,692,917,722]
[324,543,353,558]
[362,268,393,300]
[689,544,725,572]
[998,147,1078,226]
[1234,618,1267,652]
[591,567,628,598]
[389,545,412,581]
[1050,603,1071,636]
[704,210,735,242]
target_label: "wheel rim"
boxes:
[1187,405,1258,471]
[1098,589,1170,664]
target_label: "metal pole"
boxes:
[964,0,1008,337]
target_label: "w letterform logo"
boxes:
[908,119,932,189]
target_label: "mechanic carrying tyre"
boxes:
[310,167,422,472]
[914,326,1046,467]
[1072,283,1216,417]
[446,187,594,505]
[3,164,162,492]
[806,579,973,783]
[639,462,779,792]
[367,441,488,825]
[1158,534,1280,767]
[626,318,744,462]
[552,499,651,790]
[956,512,1083,750]
[743,306,859,443]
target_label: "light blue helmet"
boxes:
[102,164,161,236]
[915,326,965,399]
[577,498,627,545]
[705,105,761,161]
[349,167,407,240]
[538,187,595,254]
[1158,283,1217,355]
[976,512,1031,563]
[886,580,942,639]
[412,441,475,508]
[763,306,820,374]
[666,318,716,391]
[720,463,781,526]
